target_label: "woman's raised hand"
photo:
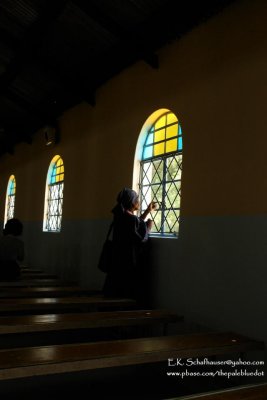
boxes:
[147,201,157,212]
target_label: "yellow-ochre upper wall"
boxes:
[0,0,266,221]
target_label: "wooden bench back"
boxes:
[0,295,137,314]
[21,273,59,279]
[0,286,100,298]
[171,383,267,399]
[0,309,182,334]
[0,279,78,287]
[0,331,263,381]
[0,309,183,348]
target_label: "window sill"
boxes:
[149,233,178,239]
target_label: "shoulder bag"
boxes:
[97,222,114,273]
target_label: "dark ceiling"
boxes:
[0,0,236,156]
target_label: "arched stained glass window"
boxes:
[43,155,64,232]
[139,111,183,236]
[4,175,16,225]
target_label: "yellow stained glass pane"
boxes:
[154,142,165,156]
[56,175,60,182]
[60,173,64,181]
[166,139,178,153]
[155,115,166,130]
[167,112,178,125]
[154,129,165,142]
[61,166,64,173]
[166,124,178,139]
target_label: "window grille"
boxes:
[139,112,183,236]
[43,155,64,232]
[4,175,16,225]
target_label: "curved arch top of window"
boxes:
[7,174,16,196]
[43,155,64,232]
[136,110,183,238]
[47,155,64,184]
[142,112,183,160]
[4,175,16,225]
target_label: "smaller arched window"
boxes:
[43,155,64,232]
[4,175,16,225]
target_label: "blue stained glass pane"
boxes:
[49,169,53,183]
[146,133,153,145]
[143,146,153,160]
[48,164,55,183]
[179,125,182,135]
[9,181,14,195]
[178,136,183,150]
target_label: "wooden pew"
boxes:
[0,295,137,315]
[0,309,182,347]
[20,268,44,273]
[20,272,59,279]
[172,383,267,399]
[0,331,263,381]
[0,279,78,288]
[0,286,100,298]
[20,265,44,272]
[0,309,181,334]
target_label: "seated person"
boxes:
[0,218,24,280]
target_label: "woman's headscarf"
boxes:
[112,188,139,214]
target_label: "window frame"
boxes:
[138,111,183,238]
[4,175,16,226]
[43,155,64,233]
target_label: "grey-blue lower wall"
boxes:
[21,215,267,347]
[22,219,110,290]
[150,215,267,347]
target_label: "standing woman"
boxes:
[103,188,157,303]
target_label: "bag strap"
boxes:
[106,222,114,240]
